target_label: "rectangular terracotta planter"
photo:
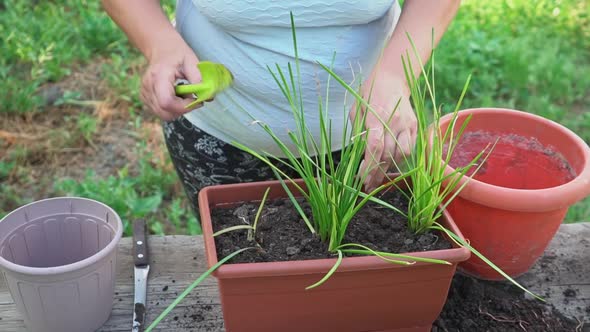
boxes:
[198,177,470,332]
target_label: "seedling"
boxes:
[233,14,450,289]
[325,29,542,301]
[211,186,271,242]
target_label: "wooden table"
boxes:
[1,223,588,331]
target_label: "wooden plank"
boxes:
[0,224,588,331]
[99,235,224,332]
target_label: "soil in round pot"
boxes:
[438,108,590,280]
[447,131,576,190]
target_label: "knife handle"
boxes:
[133,219,149,267]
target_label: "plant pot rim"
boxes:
[0,197,123,276]
[199,176,471,279]
[439,107,590,212]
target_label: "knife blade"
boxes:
[132,219,150,332]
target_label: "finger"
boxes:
[370,159,391,189]
[394,130,413,163]
[356,159,366,180]
[372,128,396,185]
[141,76,168,120]
[144,76,177,121]
[154,76,194,116]
[140,73,153,107]
[182,101,205,112]
[349,98,368,122]
[363,125,385,191]
[370,133,395,190]
[348,108,357,123]
[384,126,397,156]
[157,109,178,122]
[148,86,178,121]
[181,54,202,84]
[140,85,149,109]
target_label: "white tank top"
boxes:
[175,0,401,156]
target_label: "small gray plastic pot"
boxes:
[0,197,123,332]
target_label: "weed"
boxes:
[76,113,99,145]
[101,53,145,108]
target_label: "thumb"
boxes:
[182,55,202,84]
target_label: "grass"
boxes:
[53,142,201,236]
[436,0,590,141]
[1,0,131,112]
[1,0,589,234]
[0,0,197,236]
[0,0,177,113]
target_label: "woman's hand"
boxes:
[350,0,460,192]
[355,72,417,192]
[141,39,203,121]
[101,0,204,121]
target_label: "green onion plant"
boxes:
[326,29,542,301]
[211,186,271,242]
[232,14,450,288]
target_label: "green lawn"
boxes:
[437,0,589,139]
[1,0,589,235]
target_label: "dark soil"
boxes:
[166,302,224,331]
[157,283,224,331]
[212,189,451,264]
[434,273,579,332]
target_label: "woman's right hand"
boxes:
[140,38,203,121]
[101,0,203,121]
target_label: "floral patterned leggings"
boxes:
[163,116,341,216]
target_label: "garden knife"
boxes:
[132,219,150,332]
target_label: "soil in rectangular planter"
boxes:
[212,189,451,264]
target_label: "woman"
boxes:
[102,0,460,213]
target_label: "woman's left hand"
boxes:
[353,72,417,192]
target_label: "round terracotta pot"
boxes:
[437,108,590,280]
